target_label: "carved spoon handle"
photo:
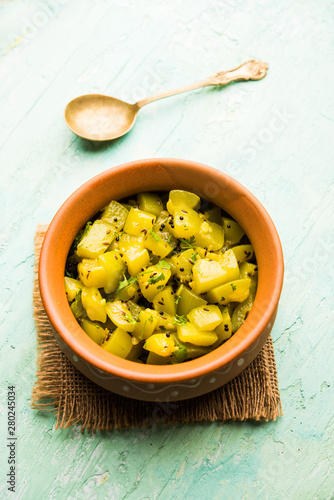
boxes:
[136,59,268,109]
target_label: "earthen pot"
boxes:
[39,158,284,402]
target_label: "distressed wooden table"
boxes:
[0,1,333,499]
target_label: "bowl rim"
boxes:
[39,158,284,384]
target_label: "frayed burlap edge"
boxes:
[31,224,282,432]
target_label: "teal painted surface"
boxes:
[0,1,333,498]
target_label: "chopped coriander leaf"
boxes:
[174,295,181,304]
[148,315,154,323]
[174,314,188,326]
[148,272,165,285]
[157,259,171,270]
[116,274,138,296]
[174,343,188,362]
[125,313,136,325]
[230,283,237,291]
[179,235,196,249]
[148,229,162,242]
[190,252,198,264]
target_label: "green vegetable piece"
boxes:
[231,244,254,264]
[98,251,126,293]
[64,277,82,302]
[101,328,133,358]
[231,295,254,333]
[212,307,233,347]
[105,300,136,332]
[166,190,201,215]
[133,309,158,340]
[239,262,258,279]
[176,285,207,316]
[80,317,108,345]
[137,192,163,217]
[76,220,116,259]
[222,217,245,246]
[204,205,221,224]
[146,351,172,365]
[126,342,145,361]
[101,200,129,231]
[153,286,176,317]
[70,290,85,319]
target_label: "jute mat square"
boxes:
[31,225,282,432]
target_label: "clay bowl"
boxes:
[39,158,284,402]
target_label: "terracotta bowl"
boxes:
[39,158,284,402]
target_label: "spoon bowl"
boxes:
[65,94,139,141]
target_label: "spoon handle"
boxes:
[135,59,268,109]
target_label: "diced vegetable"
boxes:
[133,309,159,340]
[222,217,245,246]
[101,328,133,358]
[81,286,107,323]
[80,317,108,345]
[168,207,202,239]
[166,189,200,214]
[187,305,223,331]
[144,333,176,357]
[76,220,115,259]
[105,301,136,332]
[177,322,218,346]
[64,277,82,302]
[123,207,156,236]
[153,286,176,316]
[137,264,171,301]
[206,278,251,305]
[98,251,126,293]
[192,220,224,251]
[231,244,254,263]
[176,285,207,316]
[137,192,163,217]
[101,200,129,231]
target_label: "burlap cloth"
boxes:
[31,225,282,432]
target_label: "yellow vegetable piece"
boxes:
[166,190,200,215]
[144,230,173,259]
[222,217,245,246]
[187,305,223,331]
[170,248,196,282]
[153,286,176,317]
[146,351,172,365]
[119,233,145,253]
[101,200,129,231]
[101,328,133,358]
[98,251,126,293]
[176,322,218,346]
[191,259,229,295]
[77,259,106,289]
[80,317,108,345]
[117,283,140,302]
[239,262,258,279]
[137,192,163,217]
[206,278,251,305]
[144,333,176,357]
[231,244,254,264]
[123,207,156,236]
[133,309,158,340]
[137,264,171,301]
[176,284,207,316]
[212,307,232,347]
[193,220,224,251]
[105,300,136,332]
[169,207,202,239]
[124,248,150,277]
[81,286,107,323]
[76,220,115,259]
[64,277,82,302]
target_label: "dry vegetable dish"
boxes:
[65,190,258,364]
